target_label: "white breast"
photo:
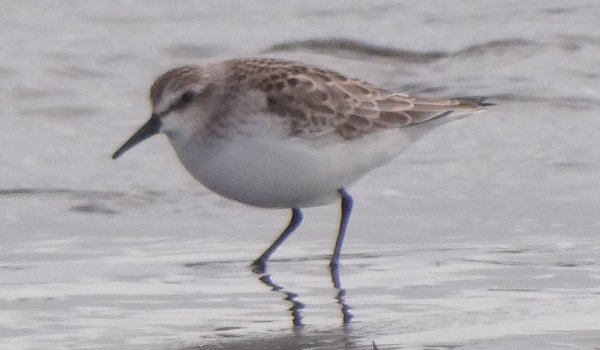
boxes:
[167,119,414,209]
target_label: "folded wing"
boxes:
[227,58,488,139]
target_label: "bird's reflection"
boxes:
[253,262,353,328]
[329,264,353,325]
[258,273,305,327]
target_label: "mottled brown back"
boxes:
[224,58,485,139]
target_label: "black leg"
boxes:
[251,208,303,273]
[329,188,354,325]
[330,188,353,268]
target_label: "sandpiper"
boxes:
[112,57,490,271]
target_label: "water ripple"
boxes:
[264,38,549,63]
[265,38,448,63]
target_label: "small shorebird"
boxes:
[113,58,490,271]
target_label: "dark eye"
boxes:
[180,90,194,104]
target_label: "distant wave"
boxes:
[0,187,133,199]
[265,38,448,63]
[0,187,156,215]
[264,38,545,62]
[484,94,600,110]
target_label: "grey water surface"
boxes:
[2,1,600,349]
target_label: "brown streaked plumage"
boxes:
[220,57,486,139]
[149,66,204,109]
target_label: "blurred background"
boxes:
[1,1,600,349]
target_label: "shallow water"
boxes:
[2,1,600,349]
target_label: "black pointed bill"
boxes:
[112,116,161,159]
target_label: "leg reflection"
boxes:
[256,272,305,328]
[330,263,353,326]
[253,263,353,327]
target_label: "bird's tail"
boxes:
[405,96,493,141]
[455,96,496,108]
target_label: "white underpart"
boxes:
[163,111,463,208]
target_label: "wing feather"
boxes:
[226,58,487,139]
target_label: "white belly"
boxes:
[168,127,412,209]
